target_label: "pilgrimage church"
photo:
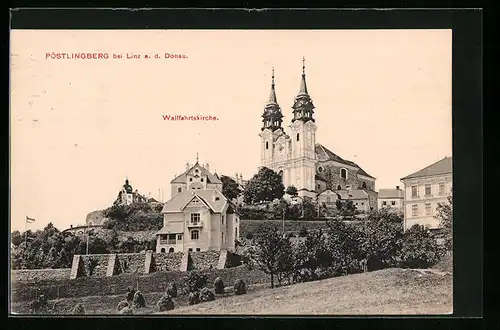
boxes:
[259,58,377,208]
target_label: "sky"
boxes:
[10,29,452,232]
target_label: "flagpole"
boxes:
[24,215,27,245]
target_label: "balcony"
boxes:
[187,220,203,228]
[159,239,177,245]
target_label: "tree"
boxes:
[335,199,357,217]
[243,167,285,204]
[302,198,317,219]
[400,224,441,268]
[285,186,298,196]
[435,195,453,251]
[221,175,241,201]
[11,230,22,247]
[247,223,292,288]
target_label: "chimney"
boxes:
[186,162,190,171]
[396,186,400,190]
[70,225,73,228]
[205,163,210,172]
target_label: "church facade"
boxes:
[259,60,377,203]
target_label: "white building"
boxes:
[400,157,452,231]
[378,186,404,212]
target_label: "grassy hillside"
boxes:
[160,268,452,315]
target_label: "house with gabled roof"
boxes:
[156,158,240,253]
[400,156,452,231]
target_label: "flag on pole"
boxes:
[26,216,35,223]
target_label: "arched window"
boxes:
[278,170,283,182]
[337,185,342,190]
[340,168,348,180]
[191,230,199,240]
[266,141,269,149]
[169,247,174,253]
[161,248,165,253]
[362,181,367,189]
[296,133,300,141]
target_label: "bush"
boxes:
[286,232,295,238]
[166,282,177,298]
[156,295,175,312]
[313,267,328,280]
[400,225,441,269]
[119,307,133,315]
[185,271,208,293]
[188,291,200,305]
[199,287,216,302]
[245,232,254,240]
[214,277,224,294]
[71,303,85,315]
[298,227,308,238]
[133,290,146,308]
[116,300,130,312]
[126,287,136,302]
[234,279,247,295]
[28,299,43,314]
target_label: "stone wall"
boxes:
[11,265,268,303]
[81,255,109,277]
[116,253,147,275]
[189,250,220,271]
[11,269,71,283]
[152,252,183,272]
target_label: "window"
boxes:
[191,213,200,224]
[317,184,321,189]
[191,230,199,240]
[201,178,204,182]
[391,201,396,206]
[411,185,418,198]
[177,187,182,193]
[317,166,323,173]
[412,204,418,217]
[439,182,445,196]
[296,133,300,141]
[196,248,201,252]
[425,184,432,197]
[221,232,224,243]
[189,178,193,182]
[215,196,220,201]
[383,201,387,206]
[361,202,364,205]
[161,248,165,253]
[177,234,183,241]
[337,185,341,190]
[235,228,238,238]
[195,169,199,173]
[221,215,224,226]
[188,248,193,252]
[362,181,367,189]
[266,141,269,149]
[169,247,174,253]
[425,203,432,216]
[340,168,348,180]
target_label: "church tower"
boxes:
[289,57,317,196]
[259,67,284,169]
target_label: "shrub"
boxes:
[313,267,328,280]
[400,225,441,269]
[234,279,247,295]
[133,291,146,308]
[199,287,216,302]
[119,307,133,315]
[156,295,175,312]
[294,268,313,283]
[185,271,208,293]
[214,277,224,294]
[188,291,200,305]
[71,303,85,315]
[245,232,254,240]
[28,299,43,314]
[298,227,308,237]
[286,232,295,238]
[126,287,136,302]
[116,300,130,312]
[166,282,177,298]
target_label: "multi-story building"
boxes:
[114,178,148,206]
[155,159,240,253]
[378,186,404,212]
[259,60,376,200]
[400,157,452,231]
